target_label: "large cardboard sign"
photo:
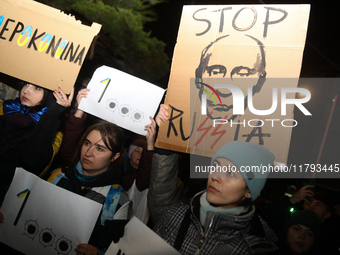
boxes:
[106,217,180,255]
[79,66,165,136]
[156,5,310,164]
[0,0,101,93]
[0,168,102,255]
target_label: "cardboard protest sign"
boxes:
[156,5,310,164]
[0,168,102,255]
[79,66,165,136]
[106,217,180,255]
[0,0,101,93]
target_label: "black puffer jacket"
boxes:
[147,153,180,225]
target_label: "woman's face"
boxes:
[206,157,250,209]
[20,84,44,107]
[287,224,315,254]
[80,130,117,176]
[130,146,143,168]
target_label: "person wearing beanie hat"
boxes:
[278,209,321,255]
[261,186,339,255]
[285,210,322,239]
[210,141,275,204]
[148,107,278,255]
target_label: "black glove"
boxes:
[103,219,129,243]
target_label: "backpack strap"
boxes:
[100,184,124,225]
[173,207,191,251]
[48,171,124,226]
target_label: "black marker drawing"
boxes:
[24,220,39,240]
[119,105,131,117]
[14,189,30,226]
[131,109,144,122]
[106,99,119,113]
[55,236,72,255]
[39,228,56,248]
[22,219,74,254]
[98,78,111,103]
[195,34,266,121]
[166,104,196,141]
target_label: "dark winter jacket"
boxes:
[148,152,278,254]
[58,109,88,166]
[154,191,278,255]
[48,165,130,254]
[121,143,156,192]
[56,109,132,253]
[0,100,65,205]
[147,153,181,225]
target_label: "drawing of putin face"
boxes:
[195,34,266,120]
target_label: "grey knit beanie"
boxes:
[211,141,275,201]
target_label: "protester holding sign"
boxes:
[48,119,130,255]
[120,124,157,224]
[47,89,130,255]
[150,142,278,254]
[0,81,73,206]
[120,121,157,190]
[148,105,278,254]
[121,138,147,190]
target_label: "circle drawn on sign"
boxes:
[119,105,131,117]
[54,236,72,255]
[106,99,118,112]
[39,228,55,248]
[131,110,144,122]
[24,220,39,240]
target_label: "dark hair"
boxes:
[285,209,322,240]
[313,192,334,213]
[36,87,50,107]
[72,120,125,168]
[19,81,50,111]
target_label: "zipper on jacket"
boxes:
[194,215,214,255]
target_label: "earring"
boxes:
[246,194,250,199]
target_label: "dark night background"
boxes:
[145,0,340,197]
[0,0,339,198]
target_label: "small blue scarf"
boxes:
[2,98,48,124]
[73,161,108,187]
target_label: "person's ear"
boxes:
[111,152,121,162]
[245,192,252,199]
